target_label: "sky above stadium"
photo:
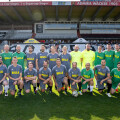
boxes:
[0,0,80,1]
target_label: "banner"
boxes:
[0,1,120,6]
[71,1,120,6]
[24,38,40,43]
[0,2,52,6]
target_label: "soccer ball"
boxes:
[72,91,78,97]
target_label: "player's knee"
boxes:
[20,81,24,86]
[90,81,94,86]
[41,89,45,92]
[64,80,68,85]
[49,80,53,86]
[3,81,8,85]
[10,91,15,96]
[107,80,112,84]
[0,91,2,95]
[26,89,30,93]
[110,89,115,94]
[58,88,61,92]
[32,80,37,84]
[82,89,87,93]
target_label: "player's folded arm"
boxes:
[39,74,46,81]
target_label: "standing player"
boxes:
[94,59,112,97]
[94,46,105,66]
[114,44,120,68]
[12,45,26,78]
[0,56,8,96]
[110,62,120,95]
[36,44,48,90]
[8,57,24,96]
[47,46,59,70]
[81,44,95,69]
[24,62,37,94]
[39,61,53,93]
[1,45,12,68]
[81,63,94,95]
[104,43,115,71]
[70,45,82,70]
[60,46,71,89]
[52,58,68,94]
[26,46,36,68]
[68,62,82,95]
[94,45,105,87]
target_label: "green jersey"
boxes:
[104,50,115,70]
[81,68,94,80]
[94,51,105,66]
[1,52,12,68]
[114,51,120,68]
[110,68,120,89]
[12,52,26,70]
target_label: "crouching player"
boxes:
[81,63,94,95]
[39,61,53,93]
[68,62,82,95]
[52,58,68,94]
[8,57,24,96]
[0,56,8,96]
[110,62,120,95]
[24,62,37,94]
[93,59,112,97]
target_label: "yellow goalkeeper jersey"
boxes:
[70,51,82,70]
[81,50,95,69]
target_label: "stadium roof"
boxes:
[0,1,120,25]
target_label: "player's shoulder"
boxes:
[55,52,59,56]
[47,67,52,72]
[17,64,22,68]
[61,64,66,68]
[68,68,72,72]
[53,65,57,70]
[47,53,51,56]
[33,68,37,72]
[105,66,110,70]
[44,51,48,54]
[81,68,86,71]
[12,52,16,55]
[8,64,13,69]
[111,68,117,72]
[24,68,29,72]
[2,65,7,69]
[76,67,80,71]
[95,65,101,68]
[39,67,44,71]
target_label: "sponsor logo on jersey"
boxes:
[27,58,34,60]
[17,57,23,60]
[50,58,57,61]
[97,55,103,59]
[0,70,3,73]
[105,55,111,57]
[62,58,68,61]
[41,74,48,77]
[56,71,63,75]
[114,74,120,79]
[40,56,47,58]
[27,75,34,77]
[115,55,119,58]
[98,72,105,76]
[83,75,90,78]
[72,74,78,77]
[4,57,11,60]
[12,71,20,74]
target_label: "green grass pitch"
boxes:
[0,87,120,120]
